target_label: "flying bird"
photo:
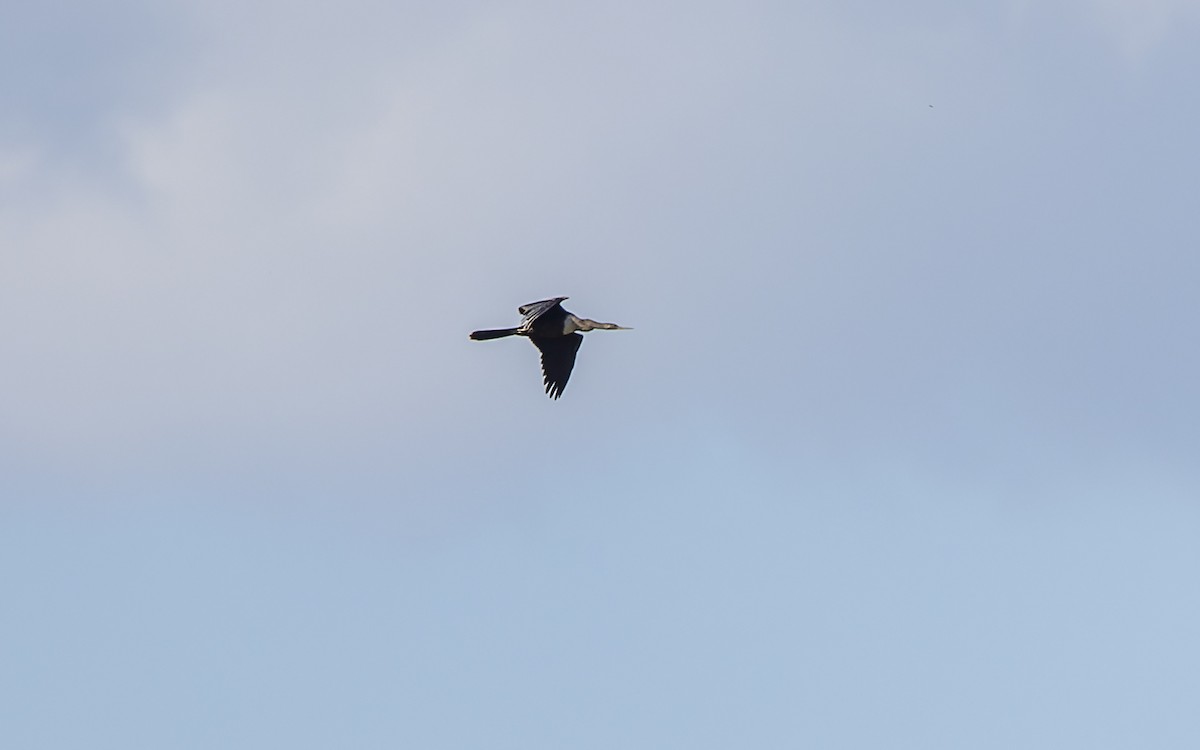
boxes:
[470,297,631,399]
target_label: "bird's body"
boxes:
[470,297,630,399]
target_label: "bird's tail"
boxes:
[470,328,520,341]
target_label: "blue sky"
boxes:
[3,1,1200,747]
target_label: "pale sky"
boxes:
[3,1,1200,747]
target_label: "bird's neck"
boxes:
[564,315,615,334]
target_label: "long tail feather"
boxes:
[470,328,519,341]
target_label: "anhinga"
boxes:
[470,297,631,399]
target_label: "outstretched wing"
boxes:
[517,297,567,329]
[531,333,583,399]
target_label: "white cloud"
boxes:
[1089,0,1200,55]
[4,0,1197,494]
[0,146,38,186]
[1011,0,1200,58]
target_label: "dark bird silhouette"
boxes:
[470,297,631,399]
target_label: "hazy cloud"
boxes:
[3,0,1198,499]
